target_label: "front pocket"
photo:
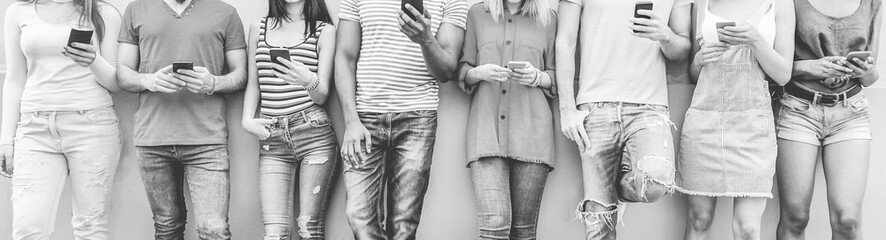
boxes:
[83,110,118,126]
[780,95,811,113]
[306,111,332,128]
[849,95,869,113]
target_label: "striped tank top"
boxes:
[257,17,326,116]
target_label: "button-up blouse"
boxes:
[456,3,557,169]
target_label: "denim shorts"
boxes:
[776,93,872,146]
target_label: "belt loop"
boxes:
[301,110,309,124]
[842,91,849,107]
[811,93,820,106]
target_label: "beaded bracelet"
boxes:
[529,69,543,88]
[206,75,218,95]
[305,73,320,91]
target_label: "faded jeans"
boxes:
[11,108,121,240]
[470,157,550,240]
[576,102,677,240]
[344,110,437,240]
[136,144,231,240]
[258,106,338,240]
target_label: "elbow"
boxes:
[772,72,792,86]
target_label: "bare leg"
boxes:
[822,140,870,240]
[684,196,716,240]
[732,198,767,240]
[775,139,819,240]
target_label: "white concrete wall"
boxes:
[0,0,884,239]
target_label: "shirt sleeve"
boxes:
[117,2,138,44]
[224,9,247,51]
[541,17,558,99]
[443,0,468,30]
[339,0,360,22]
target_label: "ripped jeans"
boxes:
[576,102,677,240]
[11,108,121,240]
[258,106,338,240]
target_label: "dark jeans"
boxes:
[258,107,338,240]
[470,157,550,240]
[344,110,438,240]
[136,144,231,240]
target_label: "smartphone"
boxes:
[402,0,425,21]
[269,49,291,66]
[172,62,193,74]
[67,29,93,47]
[633,1,654,33]
[507,61,531,70]
[845,51,873,67]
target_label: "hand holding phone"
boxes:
[507,61,531,70]
[845,51,873,67]
[715,22,736,43]
[402,0,425,21]
[67,29,93,47]
[172,62,194,74]
[633,1,654,33]
[269,49,291,74]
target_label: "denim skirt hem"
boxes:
[676,188,773,198]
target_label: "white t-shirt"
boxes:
[564,0,692,106]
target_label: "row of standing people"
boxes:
[0,0,879,240]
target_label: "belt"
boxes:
[783,82,862,105]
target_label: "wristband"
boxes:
[305,73,320,91]
[0,140,13,146]
[530,69,542,88]
[206,75,217,95]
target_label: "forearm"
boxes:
[0,82,24,143]
[753,42,792,85]
[421,38,459,82]
[336,59,360,123]
[212,69,246,93]
[117,66,148,92]
[689,52,703,83]
[306,73,330,105]
[859,68,879,87]
[538,71,553,89]
[791,60,824,81]
[89,55,121,93]
[242,78,260,121]
[660,31,692,62]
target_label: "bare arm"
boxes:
[1,8,25,144]
[754,0,795,85]
[335,20,362,124]
[211,49,247,93]
[307,24,337,104]
[89,6,122,93]
[858,2,883,87]
[400,6,465,82]
[242,21,262,122]
[556,1,591,151]
[663,4,693,62]
[116,43,148,92]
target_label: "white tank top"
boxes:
[700,0,777,47]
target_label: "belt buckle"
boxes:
[817,94,839,107]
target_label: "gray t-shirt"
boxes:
[119,0,246,146]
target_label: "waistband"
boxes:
[261,105,325,128]
[577,102,668,111]
[23,107,116,117]
[784,82,862,106]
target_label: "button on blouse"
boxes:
[456,4,558,169]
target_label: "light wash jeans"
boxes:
[136,144,231,240]
[470,157,550,240]
[11,108,121,240]
[344,110,437,240]
[258,106,338,240]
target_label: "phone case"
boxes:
[716,22,736,29]
[402,0,425,20]
[67,29,93,47]
[172,62,193,73]
[633,2,654,33]
[269,49,291,66]
[846,51,872,67]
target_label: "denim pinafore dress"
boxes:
[677,0,778,198]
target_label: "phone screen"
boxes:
[633,2,654,33]
[402,0,425,20]
[269,49,291,66]
[172,62,193,74]
[67,29,93,47]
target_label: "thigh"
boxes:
[136,146,186,217]
[11,148,68,228]
[470,158,511,215]
[258,149,298,224]
[580,105,622,203]
[297,139,339,220]
[388,111,437,193]
[821,140,870,217]
[775,139,819,214]
[181,145,231,222]
[623,107,675,168]
[64,118,122,216]
[510,161,549,226]
[733,198,768,224]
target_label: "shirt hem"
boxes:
[134,139,228,147]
